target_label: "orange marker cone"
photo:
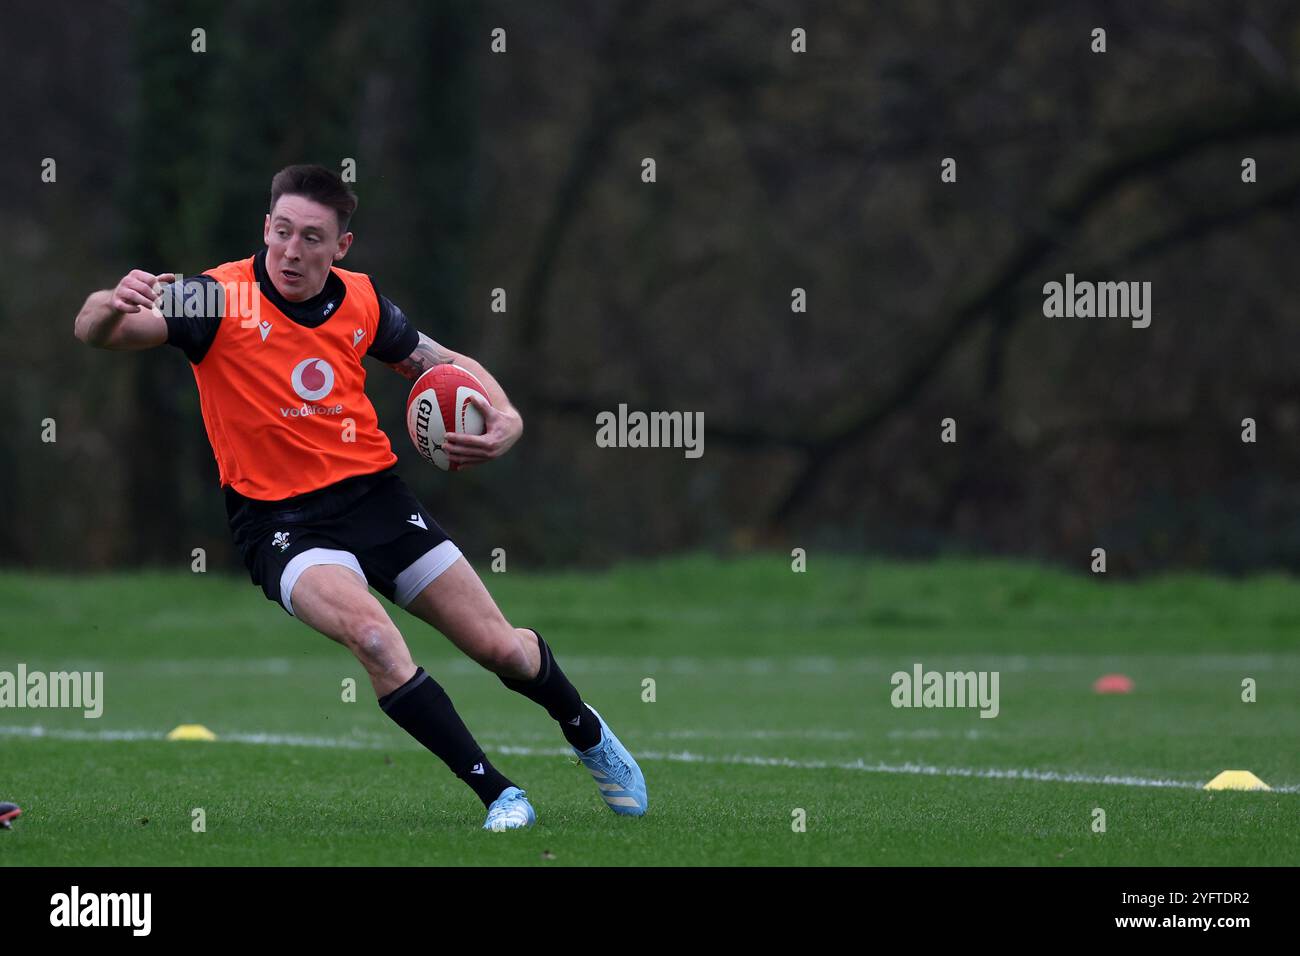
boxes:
[1093,674,1134,693]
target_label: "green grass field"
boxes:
[1,554,1297,866]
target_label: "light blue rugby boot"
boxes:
[572,706,648,816]
[482,786,536,831]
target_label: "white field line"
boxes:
[12,653,1300,677]
[3,723,1297,793]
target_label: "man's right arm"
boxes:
[74,269,175,350]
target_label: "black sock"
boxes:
[499,630,601,752]
[379,667,515,808]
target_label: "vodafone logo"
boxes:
[291,358,335,401]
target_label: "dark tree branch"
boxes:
[762,95,1300,530]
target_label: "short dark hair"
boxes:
[269,164,358,234]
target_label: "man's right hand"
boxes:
[111,270,177,314]
[75,270,176,350]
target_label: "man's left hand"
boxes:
[442,393,522,468]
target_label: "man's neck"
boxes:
[253,248,346,328]
[273,277,326,303]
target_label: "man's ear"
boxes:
[334,231,353,261]
[263,214,272,245]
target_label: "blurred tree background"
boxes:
[3,0,1300,573]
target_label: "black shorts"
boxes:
[225,467,462,616]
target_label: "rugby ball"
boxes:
[406,364,490,471]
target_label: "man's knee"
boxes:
[344,618,409,671]
[474,623,530,676]
[480,634,521,674]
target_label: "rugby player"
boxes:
[72,164,647,830]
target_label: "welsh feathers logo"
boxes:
[290,358,336,401]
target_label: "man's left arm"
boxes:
[371,292,522,467]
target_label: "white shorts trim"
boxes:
[393,540,463,607]
[281,548,367,617]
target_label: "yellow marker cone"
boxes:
[166,724,217,742]
[1203,770,1270,791]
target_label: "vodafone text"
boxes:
[279,403,344,417]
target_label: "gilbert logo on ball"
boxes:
[291,357,335,401]
[406,364,490,471]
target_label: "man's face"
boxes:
[263,194,353,302]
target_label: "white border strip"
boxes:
[2,724,1296,793]
[281,548,366,616]
[394,540,462,607]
